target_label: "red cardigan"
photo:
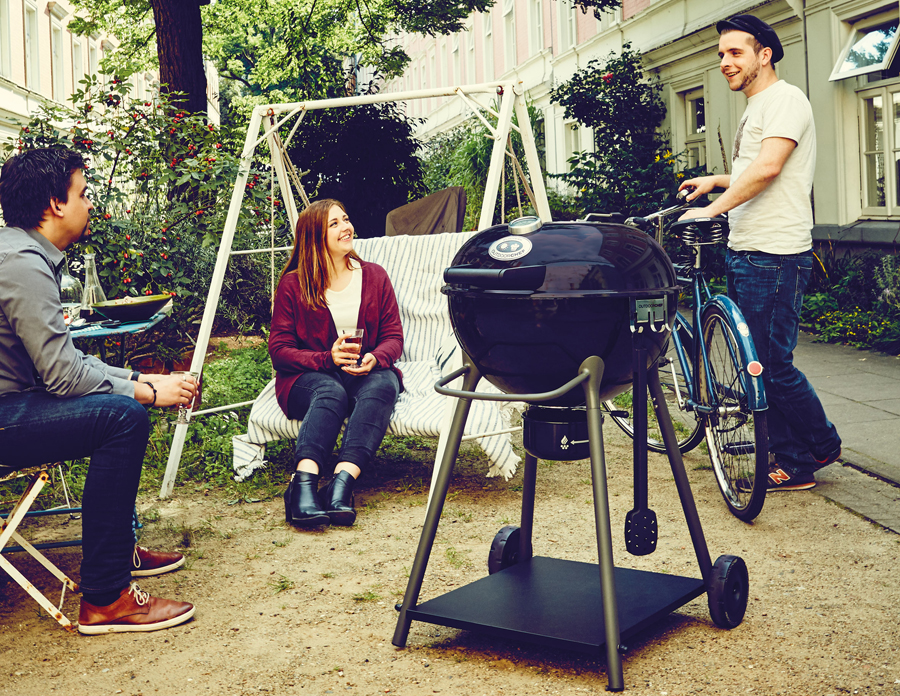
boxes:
[269,260,404,416]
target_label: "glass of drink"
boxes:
[340,328,364,366]
[170,370,200,424]
[59,256,83,325]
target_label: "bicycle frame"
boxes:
[636,202,766,418]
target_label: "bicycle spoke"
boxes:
[701,307,767,522]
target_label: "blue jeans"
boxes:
[0,390,149,594]
[286,369,400,472]
[726,249,841,474]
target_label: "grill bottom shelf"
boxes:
[407,556,706,654]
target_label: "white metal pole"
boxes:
[478,85,516,230]
[160,108,264,498]
[513,90,552,222]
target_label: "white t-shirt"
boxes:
[326,262,363,334]
[727,80,816,255]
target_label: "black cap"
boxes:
[716,14,784,64]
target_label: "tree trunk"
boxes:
[149,0,208,114]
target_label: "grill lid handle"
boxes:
[443,265,547,291]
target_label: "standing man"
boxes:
[679,15,842,491]
[0,147,196,632]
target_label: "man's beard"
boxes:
[737,58,761,92]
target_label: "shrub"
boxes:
[419,100,551,229]
[2,75,287,360]
[803,248,900,354]
[550,43,702,218]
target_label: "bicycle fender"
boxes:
[703,296,768,411]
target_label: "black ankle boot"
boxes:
[319,471,357,526]
[284,472,329,528]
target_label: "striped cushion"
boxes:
[355,231,476,364]
[232,232,521,482]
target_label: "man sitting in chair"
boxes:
[0,148,196,634]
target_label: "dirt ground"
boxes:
[1,427,898,696]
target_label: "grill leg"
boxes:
[580,356,624,692]
[518,452,537,561]
[392,362,482,648]
[647,364,713,585]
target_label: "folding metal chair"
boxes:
[0,463,81,632]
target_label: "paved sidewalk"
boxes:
[793,332,900,533]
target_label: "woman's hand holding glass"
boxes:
[342,352,376,375]
[332,330,375,375]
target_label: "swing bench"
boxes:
[160,82,553,498]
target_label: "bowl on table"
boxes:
[90,294,172,322]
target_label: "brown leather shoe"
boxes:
[78,583,195,635]
[131,545,185,577]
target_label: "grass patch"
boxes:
[352,588,381,602]
[268,574,295,594]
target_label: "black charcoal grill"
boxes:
[442,217,678,405]
[393,217,749,692]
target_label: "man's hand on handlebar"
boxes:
[678,176,718,201]
[678,207,713,221]
[677,176,727,221]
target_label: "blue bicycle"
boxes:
[603,195,770,521]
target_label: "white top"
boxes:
[326,262,363,334]
[727,80,817,255]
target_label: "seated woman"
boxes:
[269,199,403,528]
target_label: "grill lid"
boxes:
[441,218,679,404]
[443,219,679,298]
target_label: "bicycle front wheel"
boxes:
[604,339,705,454]
[699,305,768,522]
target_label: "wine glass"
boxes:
[170,371,200,424]
[340,328,364,366]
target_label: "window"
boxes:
[559,3,577,50]
[684,89,707,168]
[483,12,494,81]
[72,37,84,90]
[0,0,10,78]
[530,0,543,56]
[859,84,900,215]
[24,1,39,91]
[596,4,618,32]
[503,0,515,72]
[565,121,581,169]
[51,22,64,101]
[452,34,461,85]
[831,15,899,81]
[89,42,98,80]
[48,0,69,100]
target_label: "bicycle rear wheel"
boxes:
[699,306,768,522]
[604,338,704,454]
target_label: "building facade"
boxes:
[385,0,900,245]
[0,0,219,146]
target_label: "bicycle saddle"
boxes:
[669,217,729,245]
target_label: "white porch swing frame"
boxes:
[160,80,552,498]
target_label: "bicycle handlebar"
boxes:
[624,189,692,230]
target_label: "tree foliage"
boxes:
[550,43,698,218]
[417,101,583,229]
[70,0,625,120]
[284,92,427,237]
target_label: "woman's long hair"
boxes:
[279,199,361,309]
